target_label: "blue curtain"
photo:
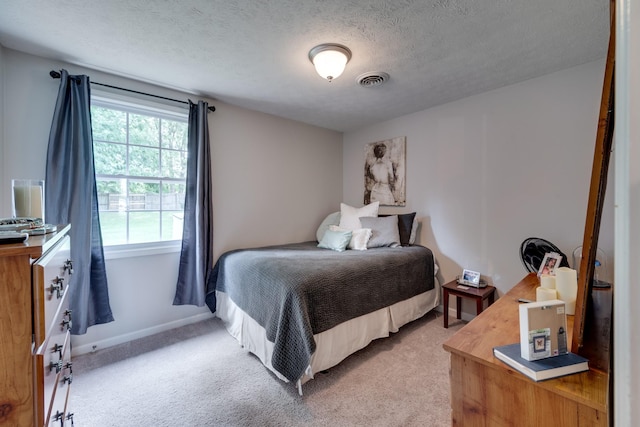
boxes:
[45,69,114,335]
[173,101,213,306]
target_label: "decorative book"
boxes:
[493,343,589,381]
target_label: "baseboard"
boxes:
[435,305,475,323]
[71,312,215,356]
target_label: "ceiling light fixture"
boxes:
[308,43,352,82]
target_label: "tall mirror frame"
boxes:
[571,0,615,371]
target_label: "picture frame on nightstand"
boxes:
[458,269,482,288]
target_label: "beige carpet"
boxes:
[71,310,464,426]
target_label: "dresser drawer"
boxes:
[0,224,71,427]
[34,330,71,427]
[47,335,72,427]
[33,235,72,347]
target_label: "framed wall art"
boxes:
[364,136,406,206]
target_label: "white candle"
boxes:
[536,286,557,302]
[555,267,578,315]
[540,274,556,289]
[12,181,44,219]
[29,185,43,219]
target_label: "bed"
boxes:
[204,207,440,393]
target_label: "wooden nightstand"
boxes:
[442,279,496,328]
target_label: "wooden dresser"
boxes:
[443,273,609,426]
[0,225,74,427]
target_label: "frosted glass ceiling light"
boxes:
[308,43,352,82]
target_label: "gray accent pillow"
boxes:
[359,215,401,248]
[316,211,341,242]
[380,212,416,246]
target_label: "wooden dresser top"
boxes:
[0,224,70,259]
[443,272,609,412]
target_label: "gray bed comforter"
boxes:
[205,241,435,382]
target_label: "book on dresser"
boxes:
[493,343,589,381]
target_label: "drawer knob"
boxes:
[52,343,63,359]
[61,362,73,385]
[62,309,73,331]
[49,359,63,373]
[64,259,74,275]
[49,277,65,299]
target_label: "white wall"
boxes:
[343,60,614,304]
[615,0,639,423]
[630,1,639,422]
[0,48,343,354]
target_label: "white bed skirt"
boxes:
[215,279,441,388]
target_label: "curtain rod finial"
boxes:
[49,70,61,79]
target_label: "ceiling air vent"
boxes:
[356,72,390,87]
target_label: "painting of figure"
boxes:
[364,136,406,206]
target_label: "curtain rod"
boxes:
[49,70,215,112]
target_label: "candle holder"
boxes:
[571,246,611,288]
[11,179,45,221]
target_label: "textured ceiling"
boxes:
[0,0,609,132]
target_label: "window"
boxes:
[91,96,188,246]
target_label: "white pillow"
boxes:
[338,201,379,231]
[316,211,341,242]
[330,225,372,251]
[409,217,419,245]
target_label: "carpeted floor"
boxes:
[71,310,464,427]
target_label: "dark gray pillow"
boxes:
[359,215,400,248]
[380,212,416,246]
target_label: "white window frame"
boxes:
[91,90,189,258]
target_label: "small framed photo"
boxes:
[538,252,562,277]
[460,269,481,287]
[530,329,551,357]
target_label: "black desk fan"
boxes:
[519,237,570,273]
